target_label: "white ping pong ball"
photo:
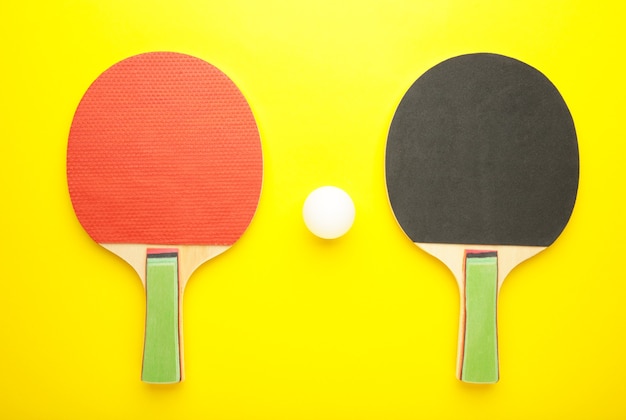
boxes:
[303,186,355,239]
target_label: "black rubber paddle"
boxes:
[385,53,579,383]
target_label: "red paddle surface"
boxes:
[67,52,262,245]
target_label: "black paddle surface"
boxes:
[386,53,578,246]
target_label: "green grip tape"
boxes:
[142,252,181,384]
[461,252,499,384]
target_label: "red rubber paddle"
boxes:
[67,52,263,383]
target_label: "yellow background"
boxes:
[1,1,624,418]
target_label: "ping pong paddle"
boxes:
[385,53,578,383]
[67,52,263,383]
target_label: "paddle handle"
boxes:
[459,251,499,384]
[142,249,182,383]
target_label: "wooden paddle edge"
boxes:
[101,243,231,287]
[416,243,545,291]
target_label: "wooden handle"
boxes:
[460,251,499,384]
[141,250,181,384]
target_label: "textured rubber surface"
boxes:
[386,53,578,246]
[68,52,262,245]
